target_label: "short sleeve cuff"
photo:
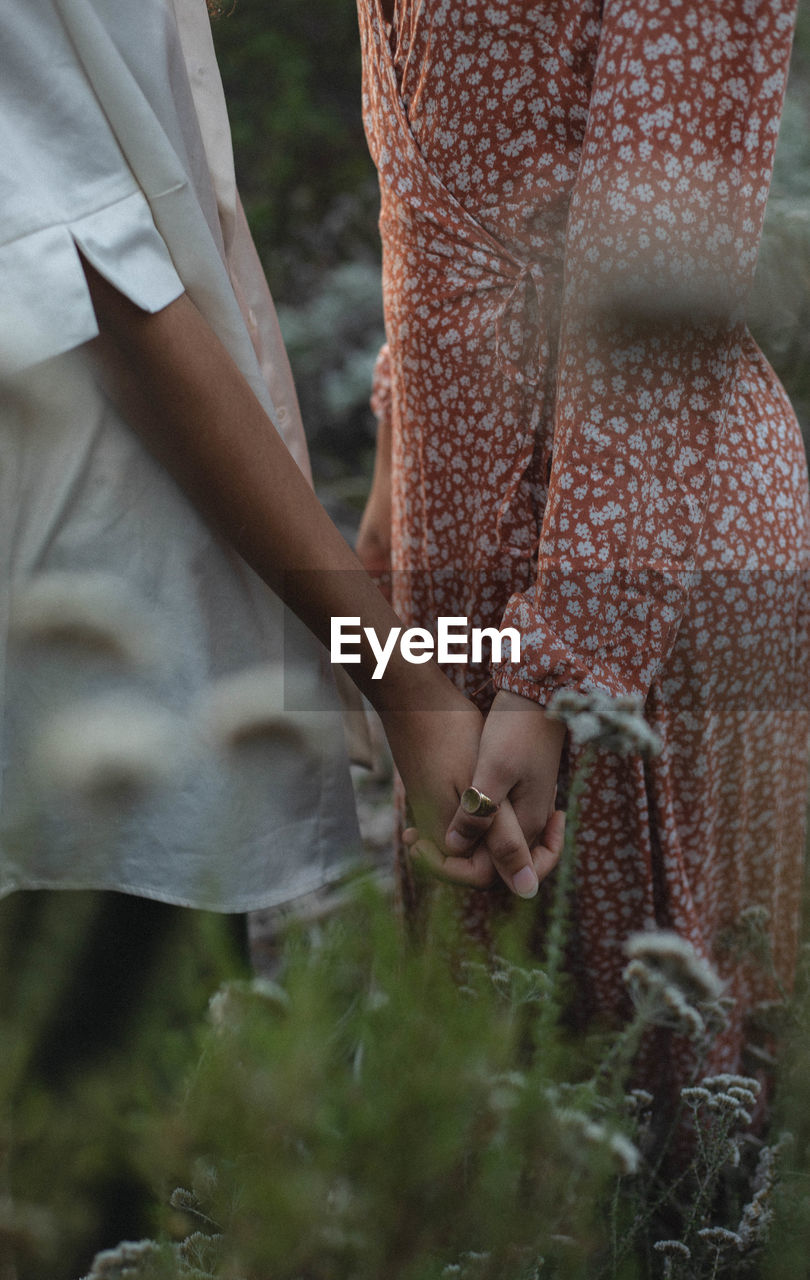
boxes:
[1,189,184,376]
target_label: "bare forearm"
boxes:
[83,268,440,712]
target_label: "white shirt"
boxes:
[0,0,364,910]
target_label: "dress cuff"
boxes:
[491,576,684,706]
[1,189,184,376]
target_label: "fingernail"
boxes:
[512,867,539,899]
[446,830,468,854]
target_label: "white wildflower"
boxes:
[625,931,724,1005]
[547,688,662,757]
[487,1070,527,1112]
[703,1073,761,1096]
[706,1092,752,1125]
[697,1226,743,1249]
[625,1087,654,1116]
[556,1110,639,1174]
[681,1086,712,1108]
[608,1131,641,1175]
[11,572,158,669]
[197,664,317,752]
[653,1239,691,1258]
[623,958,705,1037]
[208,977,290,1031]
[81,1239,165,1278]
[725,1085,758,1108]
[736,1135,791,1248]
[32,694,190,798]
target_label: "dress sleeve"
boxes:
[0,1,184,376]
[492,0,797,704]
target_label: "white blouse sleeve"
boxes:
[0,0,184,376]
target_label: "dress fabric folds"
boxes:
[358,0,810,1079]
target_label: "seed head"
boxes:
[547,688,662,757]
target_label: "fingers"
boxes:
[405,806,566,898]
[403,827,496,890]
[530,808,566,881]
[479,802,541,898]
[445,774,541,898]
[444,790,501,856]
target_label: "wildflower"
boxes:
[681,1086,712,1108]
[81,1239,167,1278]
[653,1240,691,1259]
[208,977,290,1030]
[706,1092,752,1126]
[736,1135,791,1248]
[624,1087,654,1117]
[608,1131,641,1175]
[625,931,724,1006]
[556,1110,640,1174]
[623,958,705,1037]
[704,1073,760,1094]
[487,1071,527,1112]
[11,571,158,669]
[697,1226,743,1249]
[197,664,317,751]
[546,688,662,757]
[32,694,190,799]
[177,1230,224,1272]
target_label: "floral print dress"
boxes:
[358,0,810,1082]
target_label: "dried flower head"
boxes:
[197,664,318,753]
[625,931,724,1006]
[623,959,705,1037]
[653,1239,691,1258]
[546,688,662,757]
[11,572,158,669]
[32,695,190,800]
[697,1226,743,1250]
[556,1110,640,1174]
[208,977,290,1031]
[81,1238,167,1278]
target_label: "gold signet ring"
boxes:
[460,786,499,818]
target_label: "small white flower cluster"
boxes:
[13,572,317,806]
[485,1069,527,1114]
[81,1239,166,1279]
[32,694,192,801]
[11,572,158,669]
[653,1238,690,1277]
[623,931,726,1039]
[546,688,662,757]
[682,1074,761,1171]
[736,1133,792,1249]
[197,665,316,753]
[698,1225,743,1251]
[694,1074,761,1128]
[208,977,291,1032]
[555,1108,640,1176]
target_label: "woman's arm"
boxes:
[82,262,534,887]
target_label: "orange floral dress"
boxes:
[358,0,810,1080]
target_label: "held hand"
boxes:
[410,689,566,898]
[378,682,499,889]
